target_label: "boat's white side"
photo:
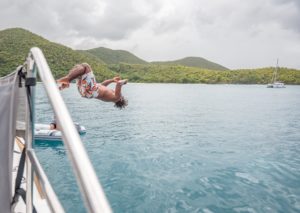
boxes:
[12,137,51,213]
[267,82,285,88]
[273,82,285,88]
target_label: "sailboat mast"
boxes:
[274,58,279,82]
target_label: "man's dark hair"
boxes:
[114,96,128,109]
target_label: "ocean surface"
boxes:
[34,83,300,213]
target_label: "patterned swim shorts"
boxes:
[76,71,99,98]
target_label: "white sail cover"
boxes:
[0,70,19,211]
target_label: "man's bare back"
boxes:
[96,78,127,102]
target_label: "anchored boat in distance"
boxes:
[267,59,285,88]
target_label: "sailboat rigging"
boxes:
[267,59,285,88]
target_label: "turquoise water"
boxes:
[34,83,300,213]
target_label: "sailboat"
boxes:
[267,59,285,88]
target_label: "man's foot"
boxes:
[118,79,128,86]
[57,77,70,90]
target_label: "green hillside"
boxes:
[0,28,114,81]
[84,47,148,64]
[152,56,228,71]
[1,28,299,84]
[109,63,300,84]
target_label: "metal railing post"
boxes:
[29,47,112,213]
[25,54,35,213]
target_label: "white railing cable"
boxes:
[28,47,112,213]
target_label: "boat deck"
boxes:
[12,137,51,213]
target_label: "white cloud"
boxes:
[0,0,300,69]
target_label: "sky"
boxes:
[1,0,300,69]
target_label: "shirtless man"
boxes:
[57,63,128,109]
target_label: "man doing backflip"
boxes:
[57,63,128,109]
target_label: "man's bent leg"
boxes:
[65,64,90,82]
[57,63,92,90]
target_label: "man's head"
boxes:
[114,96,128,109]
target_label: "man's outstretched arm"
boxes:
[101,79,115,86]
[101,77,120,86]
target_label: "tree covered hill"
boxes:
[0,28,114,80]
[1,28,299,84]
[83,47,148,65]
[152,56,228,71]
[84,48,229,71]
[109,63,300,84]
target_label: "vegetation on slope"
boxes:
[1,28,299,84]
[152,56,228,71]
[85,47,148,65]
[109,63,300,84]
[0,28,114,81]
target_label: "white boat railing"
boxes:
[26,149,65,212]
[23,47,112,213]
